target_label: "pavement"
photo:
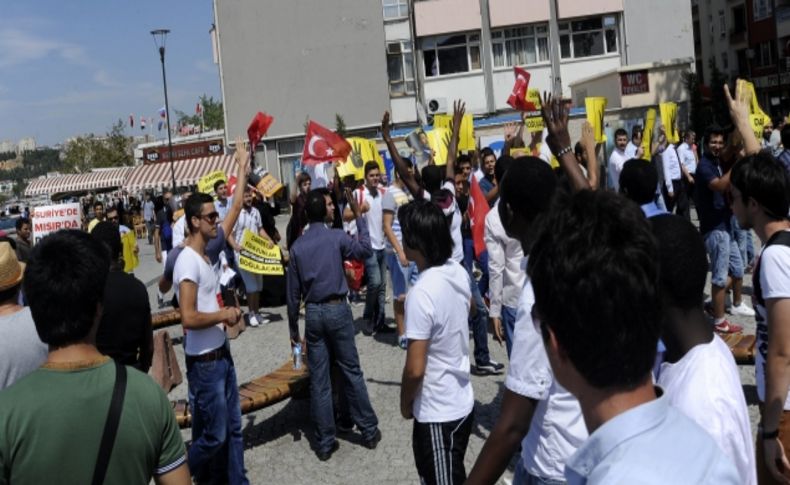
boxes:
[131,213,760,484]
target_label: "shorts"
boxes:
[704,229,744,288]
[386,252,417,299]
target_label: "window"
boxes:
[383,0,408,20]
[422,33,481,77]
[277,139,305,196]
[387,41,416,96]
[559,15,618,60]
[732,5,746,33]
[721,52,729,70]
[491,25,549,67]
[754,0,772,21]
[719,11,726,38]
[757,41,775,67]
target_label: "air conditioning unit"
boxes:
[426,97,448,115]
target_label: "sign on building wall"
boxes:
[143,139,224,164]
[620,70,649,95]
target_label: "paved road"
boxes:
[132,214,759,484]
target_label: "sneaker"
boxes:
[730,302,755,317]
[248,313,260,327]
[256,312,271,324]
[714,319,743,334]
[316,441,339,461]
[398,335,408,350]
[475,360,505,375]
[364,429,382,450]
[156,292,165,308]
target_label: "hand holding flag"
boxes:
[301,121,352,166]
[507,67,538,112]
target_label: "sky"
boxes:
[0,1,221,146]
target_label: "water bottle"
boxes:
[293,343,302,370]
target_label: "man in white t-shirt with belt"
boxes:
[174,191,246,484]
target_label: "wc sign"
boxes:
[620,70,649,95]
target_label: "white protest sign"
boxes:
[32,203,82,244]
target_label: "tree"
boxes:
[683,70,711,136]
[335,114,347,138]
[62,119,134,173]
[175,95,224,131]
[708,58,731,128]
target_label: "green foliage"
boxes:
[175,95,224,130]
[708,58,731,128]
[683,70,711,136]
[0,152,16,163]
[61,119,134,174]
[335,114,347,138]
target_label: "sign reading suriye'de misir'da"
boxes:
[32,203,82,244]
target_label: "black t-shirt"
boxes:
[96,270,153,372]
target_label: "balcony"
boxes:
[730,29,747,45]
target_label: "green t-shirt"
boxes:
[0,358,186,484]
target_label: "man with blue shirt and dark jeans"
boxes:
[287,187,381,461]
[694,125,754,334]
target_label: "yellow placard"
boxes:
[524,89,544,133]
[122,230,139,272]
[345,137,385,180]
[641,108,656,161]
[426,128,449,166]
[255,173,283,198]
[585,97,608,143]
[432,114,475,152]
[750,114,766,141]
[659,102,680,144]
[197,170,227,196]
[238,229,284,275]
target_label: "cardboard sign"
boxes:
[122,230,139,272]
[238,229,284,275]
[345,137,385,180]
[750,114,766,141]
[32,203,82,244]
[197,170,227,196]
[524,89,544,133]
[255,173,284,198]
[739,79,771,129]
[426,128,450,166]
[432,113,476,152]
[585,97,608,143]
[641,108,657,161]
[406,128,432,169]
[659,102,680,144]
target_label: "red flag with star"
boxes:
[301,120,352,166]
[507,66,537,112]
[468,176,489,258]
[247,111,274,150]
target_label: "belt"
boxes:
[311,294,347,305]
[186,345,229,364]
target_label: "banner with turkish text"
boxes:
[32,203,82,244]
[197,170,227,196]
[238,229,284,275]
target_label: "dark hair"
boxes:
[615,128,628,139]
[619,159,658,205]
[457,154,472,168]
[23,230,110,347]
[15,217,30,231]
[91,221,122,261]
[631,125,643,139]
[364,161,380,176]
[499,156,557,227]
[0,283,20,305]
[306,188,331,223]
[528,190,661,389]
[705,124,727,141]
[421,165,445,194]
[495,155,514,183]
[481,147,496,161]
[213,179,227,193]
[185,192,215,232]
[650,214,707,310]
[398,199,452,268]
[781,125,790,150]
[93,201,104,210]
[731,152,790,220]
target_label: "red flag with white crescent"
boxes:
[301,120,352,166]
[468,176,489,258]
[247,111,274,150]
[507,66,537,112]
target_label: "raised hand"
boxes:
[234,136,249,169]
[451,99,466,134]
[540,92,572,156]
[381,111,392,141]
[503,122,518,143]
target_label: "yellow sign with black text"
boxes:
[197,170,227,196]
[239,229,284,275]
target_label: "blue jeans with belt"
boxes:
[306,302,379,453]
[363,249,387,329]
[186,343,248,485]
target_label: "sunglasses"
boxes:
[201,211,220,223]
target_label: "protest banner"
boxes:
[345,137,385,180]
[426,127,450,166]
[659,102,680,144]
[255,172,284,198]
[524,89,544,133]
[433,113,475,151]
[641,108,657,161]
[197,170,227,195]
[585,97,607,143]
[406,128,432,169]
[750,114,766,141]
[32,203,82,244]
[122,230,139,272]
[238,229,284,275]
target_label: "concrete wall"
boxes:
[215,0,391,140]
[390,96,418,124]
[422,72,488,114]
[414,0,481,37]
[623,0,695,65]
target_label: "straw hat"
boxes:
[0,242,24,291]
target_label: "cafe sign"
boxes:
[143,139,224,164]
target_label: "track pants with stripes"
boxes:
[412,412,473,485]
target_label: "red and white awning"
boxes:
[25,167,133,197]
[123,155,235,192]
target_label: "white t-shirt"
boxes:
[624,141,640,159]
[232,206,262,252]
[506,275,587,480]
[658,335,756,485]
[173,246,225,356]
[677,142,697,174]
[304,162,330,189]
[357,186,386,251]
[608,148,628,192]
[755,240,790,408]
[405,260,473,422]
[441,180,464,264]
[171,215,187,248]
[382,184,412,251]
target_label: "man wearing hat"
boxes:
[0,241,46,390]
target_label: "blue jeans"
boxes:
[513,458,566,485]
[502,305,517,358]
[363,249,387,329]
[463,238,489,297]
[467,269,491,365]
[305,302,379,453]
[704,229,744,288]
[731,215,755,268]
[186,346,248,485]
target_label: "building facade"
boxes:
[213,0,695,192]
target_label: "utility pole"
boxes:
[548,0,563,96]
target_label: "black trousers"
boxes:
[412,412,473,485]
[662,179,690,221]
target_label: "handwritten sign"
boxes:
[197,170,227,196]
[255,173,284,198]
[32,203,82,244]
[238,229,284,275]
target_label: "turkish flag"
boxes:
[301,120,352,165]
[468,176,489,258]
[226,175,237,195]
[247,112,274,150]
[507,67,537,112]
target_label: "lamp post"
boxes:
[151,29,177,193]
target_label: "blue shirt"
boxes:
[565,389,740,484]
[287,217,372,340]
[694,153,731,234]
[640,202,667,219]
[478,176,497,207]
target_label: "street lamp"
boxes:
[151,29,177,193]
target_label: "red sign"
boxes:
[620,70,649,95]
[143,139,224,164]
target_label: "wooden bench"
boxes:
[171,357,310,428]
[152,309,181,330]
[722,333,756,365]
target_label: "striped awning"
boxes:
[123,155,235,192]
[25,167,133,197]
